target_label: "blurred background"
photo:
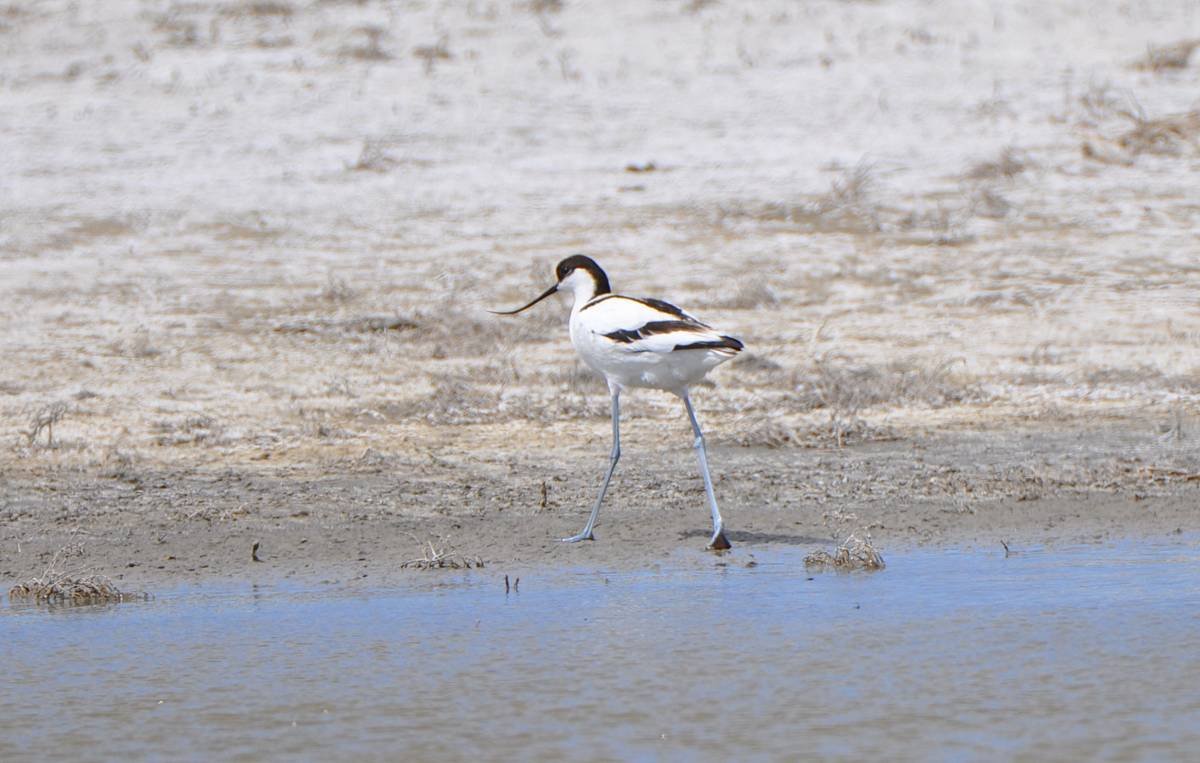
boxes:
[1,0,1197,487]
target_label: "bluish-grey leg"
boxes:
[683,392,731,550]
[562,387,620,542]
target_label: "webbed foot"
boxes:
[706,527,732,551]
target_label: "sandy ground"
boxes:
[2,1,1199,590]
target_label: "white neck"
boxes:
[559,269,602,311]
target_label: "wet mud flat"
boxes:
[2,424,1198,590]
[3,540,1199,761]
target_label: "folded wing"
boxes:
[584,296,743,355]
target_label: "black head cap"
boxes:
[556,255,611,295]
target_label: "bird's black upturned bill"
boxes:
[489,283,559,315]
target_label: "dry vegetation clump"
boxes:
[9,573,134,605]
[1157,406,1195,444]
[804,531,886,572]
[795,357,973,412]
[413,34,453,74]
[526,0,564,13]
[99,447,140,483]
[966,147,1034,180]
[728,415,801,448]
[9,546,146,606]
[970,187,1013,220]
[895,201,973,245]
[1079,86,1200,160]
[274,314,419,334]
[1080,365,1200,394]
[279,274,555,356]
[400,538,483,570]
[811,162,880,231]
[173,503,250,523]
[342,25,391,61]
[1113,109,1200,156]
[725,357,976,447]
[227,1,294,17]
[1133,39,1200,72]
[730,411,897,449]
[537,360,607,393]
[716,163,882,234]
[106,329,163,359]
[716,162,987,243]
[315,274,358,303]
[348,139,397,173]
[382,380,498,426]
[151,12,204,48]
[499,388,609,423]
[809,414,890,448]
[422,307,550,359]
[276,303,535,357]
[26,401,68,446]
[151,415,224,446]
[383,372,606,426]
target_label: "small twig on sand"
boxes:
[400,536,483,570]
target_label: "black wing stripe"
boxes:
[602,320,704,344]
[673,335,744,352]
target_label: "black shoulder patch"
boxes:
[579,294,616,312]
[637,297,689,319]
[602,320,702,344]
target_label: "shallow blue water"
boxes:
[3,542,1199,762]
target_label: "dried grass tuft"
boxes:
[9,546,147,605]
[716,162,881,234]
[966,147,1033,180]
[275,314,419,334]
[804,531,885,571]
[410,380,498,425]
[9,573,133,605]
[726,357,975,447]
[1080,89,1200,160]
[731,416,800,448]
[1115,109,1200,156]
[796,357,972,412]
[348,139,396,173]
[316,274,358,302]
[413,35,452,74]
[152,414,223,446]
[342,25,391,61]
[27,402,68,446]
[220,1,294,17]
[1133,39,1200,72]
